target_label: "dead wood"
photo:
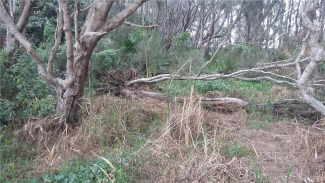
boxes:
[201,97,249,112]
[255,99,323,121]
[121,88,170,101]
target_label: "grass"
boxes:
[0,126,39,182]
[222,140,252,158]
[1,79,324,182]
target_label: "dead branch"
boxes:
[123,21,158,28]
[201,97,248,111]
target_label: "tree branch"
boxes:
[33,0,45,10]
[74,0,80,43]
[123,21,158,28]
[47,6,64,78]
[58,0,74,87]
[16,0,36,32]
[0,4,59,88]
[70,2,92,18]
[100,0,148,32]
[295,31,310,79]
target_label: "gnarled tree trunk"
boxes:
[0,0,149,124]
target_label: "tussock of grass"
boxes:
[139,85,254,182]
[17,93,168,177]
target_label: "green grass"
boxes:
[0,126,38,183]
[221,140,252,158]
[41,156,132,183]
[249,120,267,129]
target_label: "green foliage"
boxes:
[0,51,56,124]
[286,166,292,183]
[0,127,37,182]
[0,98,15,123]
[207,44,265,74]
[132,29,171,75]
[27,2,57,46]
[249,120,267,129]
[194,80,230,94]
[43,21,56,43]
[172,32,191,43]
[41,157,130,183]
[92,49,118,73]
[222,141,252,158]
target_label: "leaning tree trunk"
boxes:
[296,1,325,115]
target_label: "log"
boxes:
[255,99,323,121]
[201,97,249,112]
[121,88,170,101]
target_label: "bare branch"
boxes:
[296,0,325,115]
[126,71,299,87]
[47,7,64,78]
[16,0,37,32]
[33,0,45,10]
[295,31,310,79]
[74,0,80,42]
[58,0,74,87]
[123,21,158,28]
[196,39,226,77]
[100,0,148,32]
[70,2,92,18]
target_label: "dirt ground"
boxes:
[220,111,325,182]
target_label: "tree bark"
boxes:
[296,0,325,115]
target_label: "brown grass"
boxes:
[18,93,168,174]
[16,87,325,182]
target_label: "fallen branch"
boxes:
[123,21,158,28]
[201,97,248,111]
[255,99,323,121]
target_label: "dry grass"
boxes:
[269,85,301,101]
[18,93,168,175]
[139,85,255,182]
[16,86,325,182]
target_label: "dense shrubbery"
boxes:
[0,51,56,124]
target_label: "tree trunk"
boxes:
[0,22,2,50]
[55,45,95,123]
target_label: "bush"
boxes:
[91,49,118,73]
[195,80,231,94]
[0,51,56,124]
[39,157,131,183]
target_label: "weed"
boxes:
[285,166,292,183]
[249,120,267,129]
[0,127,37,182]
[222,141,252,158]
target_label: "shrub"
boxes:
[195,80,231,94]
[0,51,56,124]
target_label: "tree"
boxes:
[296,0,325,114]
[0,0,149,124]
[126,0,325,115]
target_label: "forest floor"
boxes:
[2,82,325,182]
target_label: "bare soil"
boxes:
[221,110,325,182]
